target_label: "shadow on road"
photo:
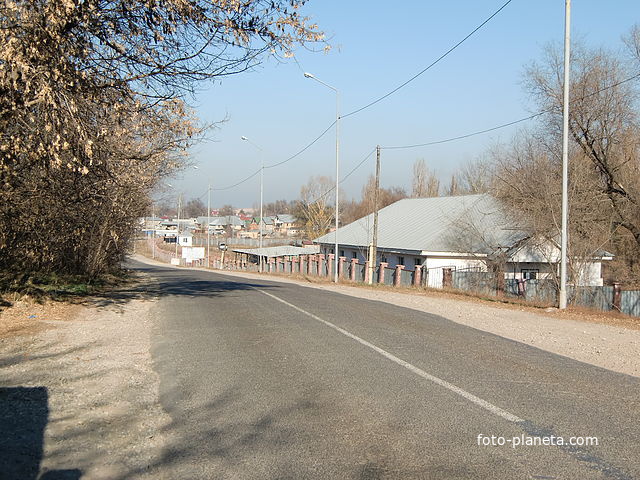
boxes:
[0,387,81,480]
[83,260,275,311]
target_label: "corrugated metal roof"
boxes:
[276,214,297,223]
[314,194,525,254]
[196,215,245,226]
[232,245,320,257]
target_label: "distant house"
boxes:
[313,194,612,287]
[248,216,275,234]
[178,232,193,247]
[196,215,245,235]
[274,214,299,236]
[141,216,163,231]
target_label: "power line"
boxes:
[264,120,336,169]
[381,112,544,150]
[307,147,377,204]
[341,147,378,183]
[341,0,514,119]
[212,168,261,191]
[380,71,640,150]
[209,120,334,191]
[210,70,640,191]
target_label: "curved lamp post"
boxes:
[304,72,340,283]
[241,136,264,273]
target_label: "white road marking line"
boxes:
[258,288,524,424]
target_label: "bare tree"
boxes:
[219,205,235,217]
[342,175,407,224]
[0,0,325,277]
[183,198,206,218]
[490,131,615,286]
[412,159,440,198]
[445,175,459,196]
[455,157,493,194]
[298,176,335,239]
[513,36,640,284]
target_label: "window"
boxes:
[521,269,539,280]
[340,250,345,257]
[381,255,387,263]
[414,258,422,266]
[398,256,405,266]
[352,251,357,259]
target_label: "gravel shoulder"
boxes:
[133,255,640,379]
[0,274,171,480]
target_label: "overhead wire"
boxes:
[264,120,336,169]
[306,147,377,205]
[206,0,515,191]
[196,70,640,193]
[211,168,261,191]
[380,71,640,150]
[341,0,514,119]
[381,112,545,150]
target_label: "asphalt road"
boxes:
[130,259,640,480]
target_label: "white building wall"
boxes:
[575,261,604,287]
[423,256,486,271]
[505,262,554,280]
[178,235,193,246]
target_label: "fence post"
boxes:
[338,256,346,279]
[292,257,298,274]
[318,254,325,276]
[443,268,453,288]
[414,265,422,287]
[350,259,358,282]
[394,265,404,287]
[364,260,370,284]
[327,254,334,279]
[495,269,505,297]
[379,262,388,284]
[612,283,622,311]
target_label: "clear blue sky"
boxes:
[170,0,639,210]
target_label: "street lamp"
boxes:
[241,136,265,273]
[304,72,340,283]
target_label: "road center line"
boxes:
[257,288,523,424]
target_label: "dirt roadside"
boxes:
[0,274,172,480]
[133,254,640,379]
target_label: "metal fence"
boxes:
[400,268,414,287]
[142,242,640,318]
[450,268,640,318]
[453,271,498,297]
[569,286,614,312]
[192,237,288,248]
[621,290,640,317]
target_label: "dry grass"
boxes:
[0,297,84,339]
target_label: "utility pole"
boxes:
[369,145,381,284]
[152,203,156,259]
[559,0,571,309]
[207,183,211,268]
[259,158,264,273]
[175,193,182,260]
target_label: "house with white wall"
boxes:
[313,194,611,287]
